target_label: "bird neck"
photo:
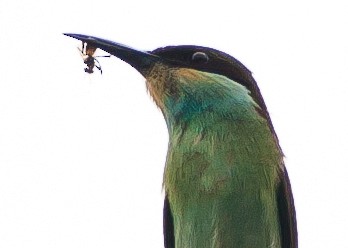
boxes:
[145,63,283,186]
[146,63,261,128]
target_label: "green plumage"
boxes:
[155,68,283,247]
[63,34,297,248]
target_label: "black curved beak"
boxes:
[63,33,160,77]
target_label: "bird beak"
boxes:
[63,33,161,77]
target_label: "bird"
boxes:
[64,33,297,248]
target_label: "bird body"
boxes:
[64,34,297,248]
[148,65,283,247]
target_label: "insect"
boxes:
[78,41,111,74]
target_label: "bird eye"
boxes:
[191,52,209,63]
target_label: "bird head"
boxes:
[64,34,278,146]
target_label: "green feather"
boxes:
[152,67,283,247]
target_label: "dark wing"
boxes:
[163,195,175,248]
[277,167,298,248]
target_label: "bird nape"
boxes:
[64,33,297,248]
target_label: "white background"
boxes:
[1,0,347,247]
